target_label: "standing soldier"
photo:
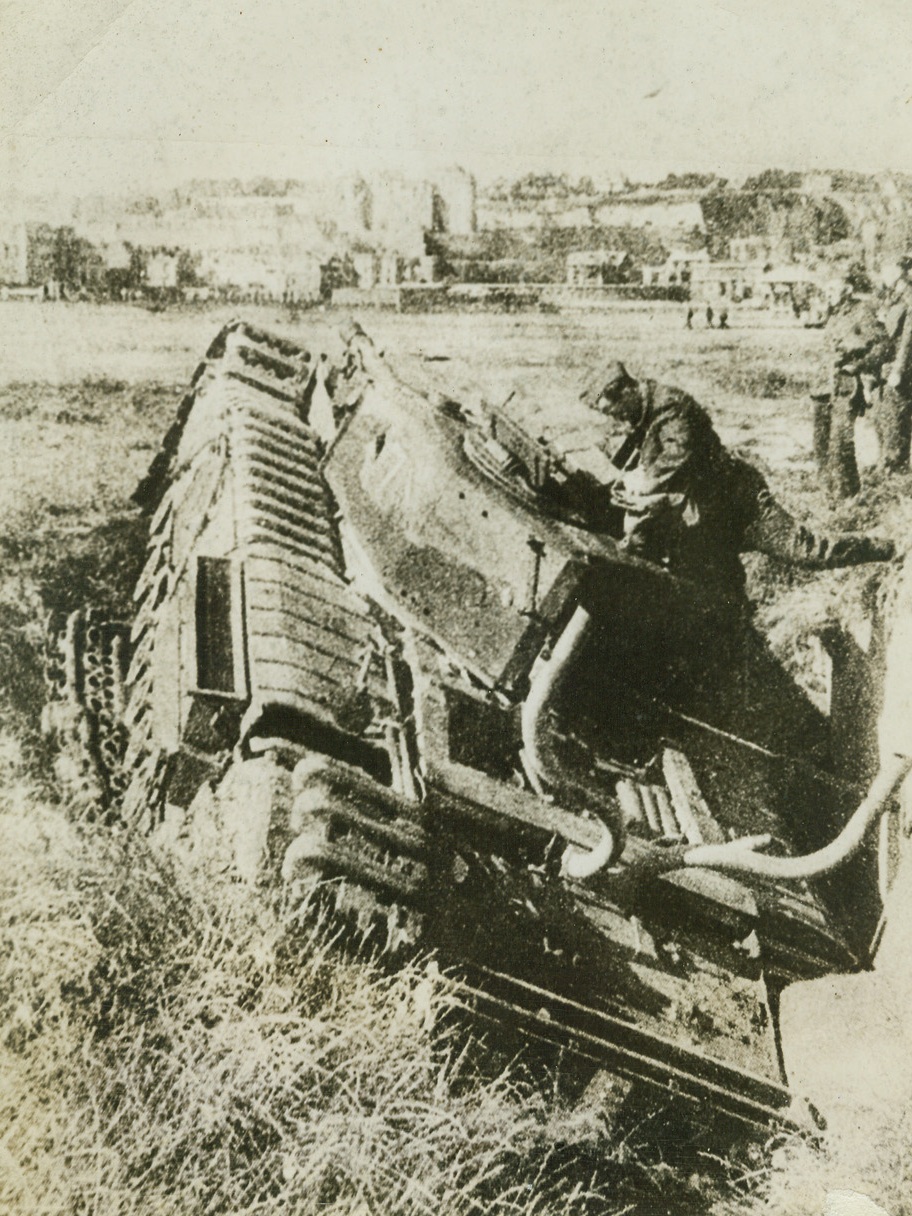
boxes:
[878,254,912,472]
[812,266,893,501]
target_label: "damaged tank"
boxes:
[45,319,896,1136]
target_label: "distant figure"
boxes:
[705,304,714,329]
[718,307,729,330]
[685,305,694,329]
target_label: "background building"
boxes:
[565,249,631,286]
[0,222,28,285]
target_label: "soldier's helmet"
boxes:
[581,361,638,410]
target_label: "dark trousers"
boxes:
[876,386,912,472]
[812,393,860,500]
[679,453,887,600]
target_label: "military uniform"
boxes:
[610,381,720,480]
[595,378,893,606]
[605,379,721,558]
[878,277,912,472]
[879,557,912,762]
[667,451,895,609]
[814,292,893,500]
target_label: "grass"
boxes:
[0,301,909,1213]
[715,1131,912,1216]
[1,749,741,1216]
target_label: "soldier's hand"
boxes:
[887,370,902,390]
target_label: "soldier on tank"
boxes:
[575,362,895,609]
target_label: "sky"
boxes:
[2,0,912,198]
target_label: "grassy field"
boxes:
[1,299,910,1215]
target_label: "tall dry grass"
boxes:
[4,731,729,1216]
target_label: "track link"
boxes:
[281,753,429,958]
[43,608,130,815]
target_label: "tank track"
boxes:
[43,608,131,817]
[274,750,429,958]
[105,321,433,950]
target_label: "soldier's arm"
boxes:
[637,411,702,492]
[837,309,893,378]
[842,328,894,377]
[538,458,624,534]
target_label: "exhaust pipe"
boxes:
[685,753,912,879]
[521,605,624,869]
